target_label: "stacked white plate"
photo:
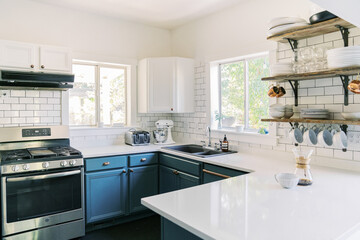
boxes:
[327,46,360,68]
[341,112,360,120]
[270,62,293,76]
[270,104,294,119]
[301,108,329,119]
[268,17,308,36]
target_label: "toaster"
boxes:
[125,129,150,146]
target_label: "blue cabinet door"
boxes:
[178,171,200,190]
[129,165,158,213]
[159,165,178,194]
[85,168,127,223]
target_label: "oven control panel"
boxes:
[22,128,51,137]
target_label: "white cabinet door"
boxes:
[0,40,36,70]
[39,46,72,72]
[148,58,175,113]
[174,58,194,113]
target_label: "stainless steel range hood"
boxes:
[0,70,74,90]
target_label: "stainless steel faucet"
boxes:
[206,126,211,147]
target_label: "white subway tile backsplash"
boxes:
[20,98,34,104]
[0,104,11,110]
[307,35,323,45]
[11,90,25,97]
[20,111,34,117]
[34,98,47,104]
[40,91,53,98]
[26,91,40,98]
[5,111,19,117]
[325,86,343,95]
[308,87,324,96]
[316,96,333,104]
[3,98,19,104]
[26,104,40,111]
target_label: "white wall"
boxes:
[0,0,171,61]
[171,0,314,61]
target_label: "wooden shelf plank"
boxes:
[262,66,360,82]
[267,18,355,43]
[261,118,360,125]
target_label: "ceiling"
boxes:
[29,0,246,29]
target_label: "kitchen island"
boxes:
[79,144,360,239]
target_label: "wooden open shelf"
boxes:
[262,66,360,82]
[267,18,355,43]
[261,118,360,125]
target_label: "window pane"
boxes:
[220,62,245,128]
[248,57,269,129]
[100,67,126,126]
[70,64,96,126]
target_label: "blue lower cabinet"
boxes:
[178,171,200,190]
[85,168,127,223]
[161,217,201,240]
[159,165,200,194]
[159,165,178,194]
[129,165,158,213]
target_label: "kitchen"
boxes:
[1,0,360,239]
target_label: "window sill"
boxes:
[212,129,278,146]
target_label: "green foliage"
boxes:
[219,56,269,130]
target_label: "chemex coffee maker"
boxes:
[153,120,175,145]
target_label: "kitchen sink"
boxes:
[163,144,237,158]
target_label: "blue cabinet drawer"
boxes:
[129,153,158,167]
[203,163,248,184]
[159,154,200,176]
[85,156,127,172]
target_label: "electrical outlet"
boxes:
[0,90,10,98]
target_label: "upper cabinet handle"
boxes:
[140,158,147,162]
[30,64,34,68]
[103,162,110,166]
[41,65,45,69]
[171,108,174,111]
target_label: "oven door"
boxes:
[1,168,84,236]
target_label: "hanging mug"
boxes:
[276,86,286,98]
[268,85,279,97]
[348,74,360,94]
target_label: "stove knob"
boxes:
[69,159,77,166]
[42,162,50,169]
[23,164,30,170]
[60,160,68,167]
[12,165,19,172]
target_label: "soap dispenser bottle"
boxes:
[222,135,229,152]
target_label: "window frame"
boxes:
[71,60,127,127]
[217,52,269,131]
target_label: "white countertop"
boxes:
[78,144,360,240]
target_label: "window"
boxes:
[215,54,269,131]
[70,62,127,127]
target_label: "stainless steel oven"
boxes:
[0,126,85,240]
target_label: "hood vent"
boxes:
[0,70,75,90]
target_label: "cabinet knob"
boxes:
[122,169,126,173]
[140,158,147,162]
[41,65,45,69]
[103,162,110,166]
[171,108,173,111]
[30,64,34,68]
[129,169,134,173]
[172,170,179,175]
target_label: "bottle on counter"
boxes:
[221,135,229,152]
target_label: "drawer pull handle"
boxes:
[30,64,34,68]
[41,65,45,69]
[203,169,230,179]
[140,158,147,162]
[129,169,134,173]
[103,162,110,166]
[172,170,179,175]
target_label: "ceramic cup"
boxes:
[289,125,304,144]
[274,173,299,189]
[332,130,348,149]
[317,126,333,147]
[303,125,318,146]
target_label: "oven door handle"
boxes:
[6,170,81,182]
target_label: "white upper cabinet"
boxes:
[39,45,72,72]
[138,57,194,113]
[0,40,72,73]
[0,40,36,70]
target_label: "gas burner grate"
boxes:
[0,150,31,161]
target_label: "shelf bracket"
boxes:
[336,25,349,47]
[288,80,299,106]
[286,39,298,52]
[339,75,349,106]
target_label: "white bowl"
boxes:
[275,173,299,189]
[283,111,294,119]
[270,111,285,119]
[341,112,360,121]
